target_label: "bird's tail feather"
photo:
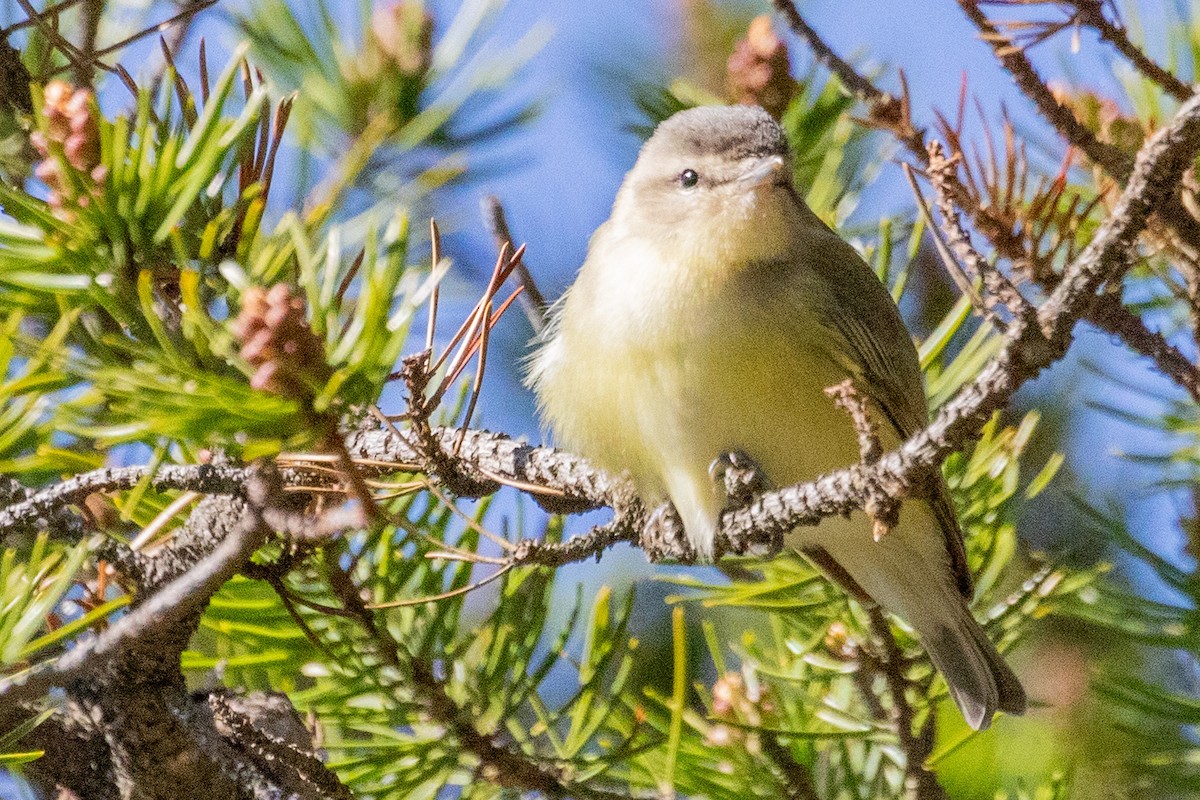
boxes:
[923,601,1026,730]
[802,511,1026,731]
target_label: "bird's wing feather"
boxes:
[786,222,973,598]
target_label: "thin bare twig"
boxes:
[771,0,1200,405]
[825,380,897,542]
[924,142,1035,324]
[1069,0,1193,102]
[1087,294,1200,403]
[483,195,547,332]
[366,563,513,609]
[770,0,926,157]
[956,0,1133,180]
[0,0,86,35]
[73,0,100,86]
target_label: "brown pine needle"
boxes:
[283,485,354,495]
[198,37,210,103]
[454,299,491,455]
[475,467,568,497]
[424,549,506,565]
[431,243,509,376]
[366,563,513,609]
[451,286,526,383]
[129,491,201,552]
[426,219,443,356]
[278,451,423,473]
[424,482,516,552]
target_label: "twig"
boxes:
[770,1,1200,405]
[129,490,200,551]
[483,195,548,332]
[366,563,513,609]
[0,0,87,35]
[1068,0,1193,102]
[959,3,1200,266]
[956,0,1133,180]
[825,380,898,542]
[924,143,1035,325]
[0,463,249,534]
[1039,93,1200,338]
[1087,293,1200,403]
[770,0,925,156]
[760,732,820,800]
[14,0,90,76]
[209,692,355,800]
[74,0,100,86]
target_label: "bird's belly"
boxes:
[665,326,864,488]
[604,320,876,555]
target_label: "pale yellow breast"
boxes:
[529,226,879,557]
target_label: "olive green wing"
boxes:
[801,228,974,599]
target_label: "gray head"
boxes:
[638,104,790,169]
[610,105,797,250]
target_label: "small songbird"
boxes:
[526,105,1026,730]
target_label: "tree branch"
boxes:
[0,474,270,703]
[0,463,248,535]
[771,0,1200,404]
[1070,0,1193,103]
[956,0,1134,180]
[9,83,1200,568]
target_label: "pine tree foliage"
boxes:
[0,1,1199,799]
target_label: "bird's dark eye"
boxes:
[679,169,699,188]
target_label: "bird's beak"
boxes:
[737,155,786,188]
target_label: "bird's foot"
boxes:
[640,502,696,564]
[709,450,772,511]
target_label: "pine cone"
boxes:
[30,80,105,217]
[727,15,797,121]
[372,1,434,78]
[232,285,332,403]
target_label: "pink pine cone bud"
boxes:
[372,1,434,77]
[33,80,103,218]
[727,15,797,121]
[233,285,332,403]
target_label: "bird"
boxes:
[525,103,1026,731]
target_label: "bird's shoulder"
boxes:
[733,229,973,597]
